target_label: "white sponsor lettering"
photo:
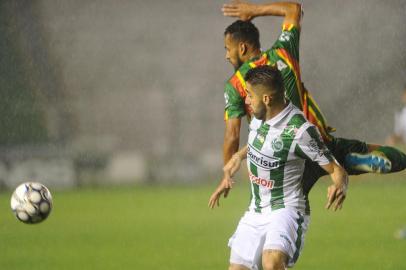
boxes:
[247,144,280,170]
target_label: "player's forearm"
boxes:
[235,145,248,161]
[223,145,248,178]
[329,163,349,190]
[324,161,348,210]
[229,144,248,166]
[251,2,301,19]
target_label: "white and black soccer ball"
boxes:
[10,182,53,224]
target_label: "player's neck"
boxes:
[244,49,261,62]
[265,100,288,122]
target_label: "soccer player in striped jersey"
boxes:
[209,66,348,270]
[220,1,406,197]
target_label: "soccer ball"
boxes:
[10,182,53,224]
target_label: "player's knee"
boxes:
[262,250,287,270]
[262,260,284,270]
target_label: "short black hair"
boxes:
[224,20,260,49]
[245,66,285,98]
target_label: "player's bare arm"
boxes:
[209,145,248,209]
[224,118,242,164]
[224,144,248,176]
[321,161,349,211]
[222,0,301,28]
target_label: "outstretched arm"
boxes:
[321,161,349,211]
[209,145,248,209]
[222,1,302,28]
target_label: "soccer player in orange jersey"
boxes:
[217,1,406,199]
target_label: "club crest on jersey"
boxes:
[271,137,284,152]
[248,144,280,170]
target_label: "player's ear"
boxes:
[239,42,247,56]
[263,94,271,106]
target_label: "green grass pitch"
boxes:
[1,173,406,270]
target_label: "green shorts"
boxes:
[302,137,368,195]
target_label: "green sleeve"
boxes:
[224,82,246,119]
[269,25,300,61]
[264,25,302,109]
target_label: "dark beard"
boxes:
[253,105,267,121]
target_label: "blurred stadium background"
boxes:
[0,0,405,269]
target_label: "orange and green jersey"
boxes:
[224,24,334,142]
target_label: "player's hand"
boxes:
[325,180,348,211]
[222,0,258,21]
[209,148,244,209]
[208,175,235,209]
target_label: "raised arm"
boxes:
[222,1,302,28]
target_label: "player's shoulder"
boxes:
[237,61,254,77]
[288,105,307,125]
[226,62,253,90]
[286,105,315,137]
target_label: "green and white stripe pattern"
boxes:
[247,103,333,214]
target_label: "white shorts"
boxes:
[228,208,310,269]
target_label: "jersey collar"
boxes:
[265,102,293,127]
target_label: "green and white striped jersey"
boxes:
[247,102,334,214]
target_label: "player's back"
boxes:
[224,24,334,142]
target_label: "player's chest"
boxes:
[248,124,294,167]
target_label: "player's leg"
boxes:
[367,144,406,172]
[343,141,406,174]
[326,137,388,174]
[344,144,391,173]
[301,137,406,198]
[263,209,310,269]
[262,250,288,270]
[228,212,265,270]
[229,251,258,270]
[302,137,363,196]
